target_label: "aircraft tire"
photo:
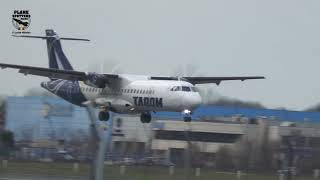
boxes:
[140,112,152,123]
[183,116,192,122]
[98,111,110,121]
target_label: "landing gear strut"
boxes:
[98,111,110,121]
[140,112,152,123]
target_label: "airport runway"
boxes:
[0,173,126,180]
[0,173,87,180]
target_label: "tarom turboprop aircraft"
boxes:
[0,29,265,123]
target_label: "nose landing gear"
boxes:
[98,107,110,121]
[182,109,192,122]
[140,112,152,123]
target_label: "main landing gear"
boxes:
[140,112,152,123]
[183,109,192,122]
[98,107,110,121]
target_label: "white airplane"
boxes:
[0,29,264,123]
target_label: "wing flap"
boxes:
[150,76,178,80]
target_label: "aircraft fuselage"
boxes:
[41,77,202,114]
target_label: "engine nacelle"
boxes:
[84,72,108,88]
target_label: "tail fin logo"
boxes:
[46,30,74,71]
[12,10,31,34]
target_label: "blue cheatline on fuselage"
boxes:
[133,96,163,108]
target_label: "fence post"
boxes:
[236,170,242,179]
[120,165,126,176]
[195,168,201,176]
[73,163,79,172]
[279,173,284,180]
[2,160,8,168]
[169,166,174,175]
[314,169,320,178]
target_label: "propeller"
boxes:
[171,63,222,104]
[79,59,123,74]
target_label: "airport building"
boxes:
[4,96,93,159]
[110,116,320,167]
[5,96,90,142]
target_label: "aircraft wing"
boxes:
[0,63,118,82]
[150,76,265,85]
[182,76,265,85]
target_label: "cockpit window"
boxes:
[171,86,198,92]
[190,87,198,92]
[182,86,191,92]
[170,86,180,91]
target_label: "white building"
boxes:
[109,114,320,165]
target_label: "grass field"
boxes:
[0,161,316,180]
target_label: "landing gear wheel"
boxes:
[98,111,110,121]
[182,109,192,122]
[183,116,192,122]
[140,112,152,123]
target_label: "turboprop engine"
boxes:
[84,72,108,88]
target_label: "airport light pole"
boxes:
[184,122,192,180]
[83,101,108,180]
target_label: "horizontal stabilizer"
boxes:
[12,34,90,41]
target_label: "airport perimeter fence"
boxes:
[0,160,320,180]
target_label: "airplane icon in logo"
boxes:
[12,18,29,27]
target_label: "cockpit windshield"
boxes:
[170,86,180,91]
[170,86,197,92]
[182,86,191,92]
[190,87,198,92]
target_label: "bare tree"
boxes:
[209,98,265,109]
[305,103,320,112]
[215,145,235,171]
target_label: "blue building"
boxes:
[6,96,90,141]
[155,105,320,122]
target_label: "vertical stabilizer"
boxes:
[45,29,74,70]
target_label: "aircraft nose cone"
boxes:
[184,93,202,110]
[193,93,202,108]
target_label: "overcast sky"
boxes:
[1,0,320,110]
